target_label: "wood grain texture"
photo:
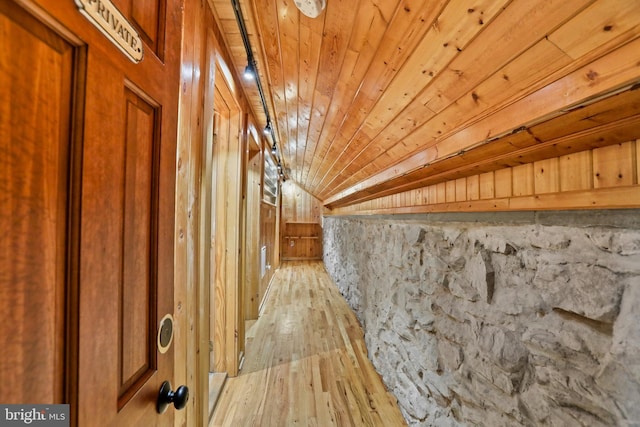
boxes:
[209,0,640,211]
[259,199,278,311]
[244,136,262,320]
[4,1,182,425]
[281,180,324,223]
[119,87,157,403]
[210,261,406,427]
[174,0,209,423]
[0,1,73,403]
[280,180,324,260]
[329,141,640,215]
[282,223,323,260]
[211,68,246,377]
[593,141,634,188]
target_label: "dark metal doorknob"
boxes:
[157,381,189,413]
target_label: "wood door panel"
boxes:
[119,87,159,403]
[4,0,180,424]
[131,0,164,56]
[0,0,75,404]
[77,53,172,427]
[110,0,166,58]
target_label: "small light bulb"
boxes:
[244,64,255,80]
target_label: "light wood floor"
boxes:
[210,260,407,426]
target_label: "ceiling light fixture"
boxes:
[271,143,277,155]
[263,121,271,135]
[243,62,255,80]
[295,0,326,18]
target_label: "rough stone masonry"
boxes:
[323,211,640,427]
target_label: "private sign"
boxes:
[75,0,143,63]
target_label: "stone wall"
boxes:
[322,212,640,427]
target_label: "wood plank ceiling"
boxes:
[209,0,640,209]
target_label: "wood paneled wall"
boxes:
[244,135,262,320]
[174,0,209,424]
[281,181,324,259]
[259,202,278,307]
[282,223,323,260]
[329,140,640,215]
[281,180,324,223]
[175,0,261,424]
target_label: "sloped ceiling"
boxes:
[209,0,640,209]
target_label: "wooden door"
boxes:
[0,0,182,426]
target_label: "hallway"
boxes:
[210,261,407,426]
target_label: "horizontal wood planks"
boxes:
[210,261,406,426]
[207,0,640,212]
[324,86,640,208]
[329,140,640,215]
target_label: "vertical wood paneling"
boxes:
[455,178,467,202]
[494,168,512,198]
[534,158,559,194]
[209,73,247,378]
[389,193,402,206]
[479,172,494,199]
[512,164,534,196]
[636,140,640,184]
[281,180,323,259]
[174,0,209,423]
[466,175,480,201]
[593,142,634,188]
[245,145,262,320]
[445,181,456,203]
[213,107,229,375]
[260,202,277,303]
[421,187,430,204]
[282,180,324,223]
[436,182,447,203]
[413,188,422,205]
[560,151,592,191]
[428,185,437,204]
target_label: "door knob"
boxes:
[157,381,189,413]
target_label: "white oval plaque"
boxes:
[75,0,143,63]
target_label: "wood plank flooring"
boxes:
[210,261,407,426]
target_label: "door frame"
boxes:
[206,51,246,379]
